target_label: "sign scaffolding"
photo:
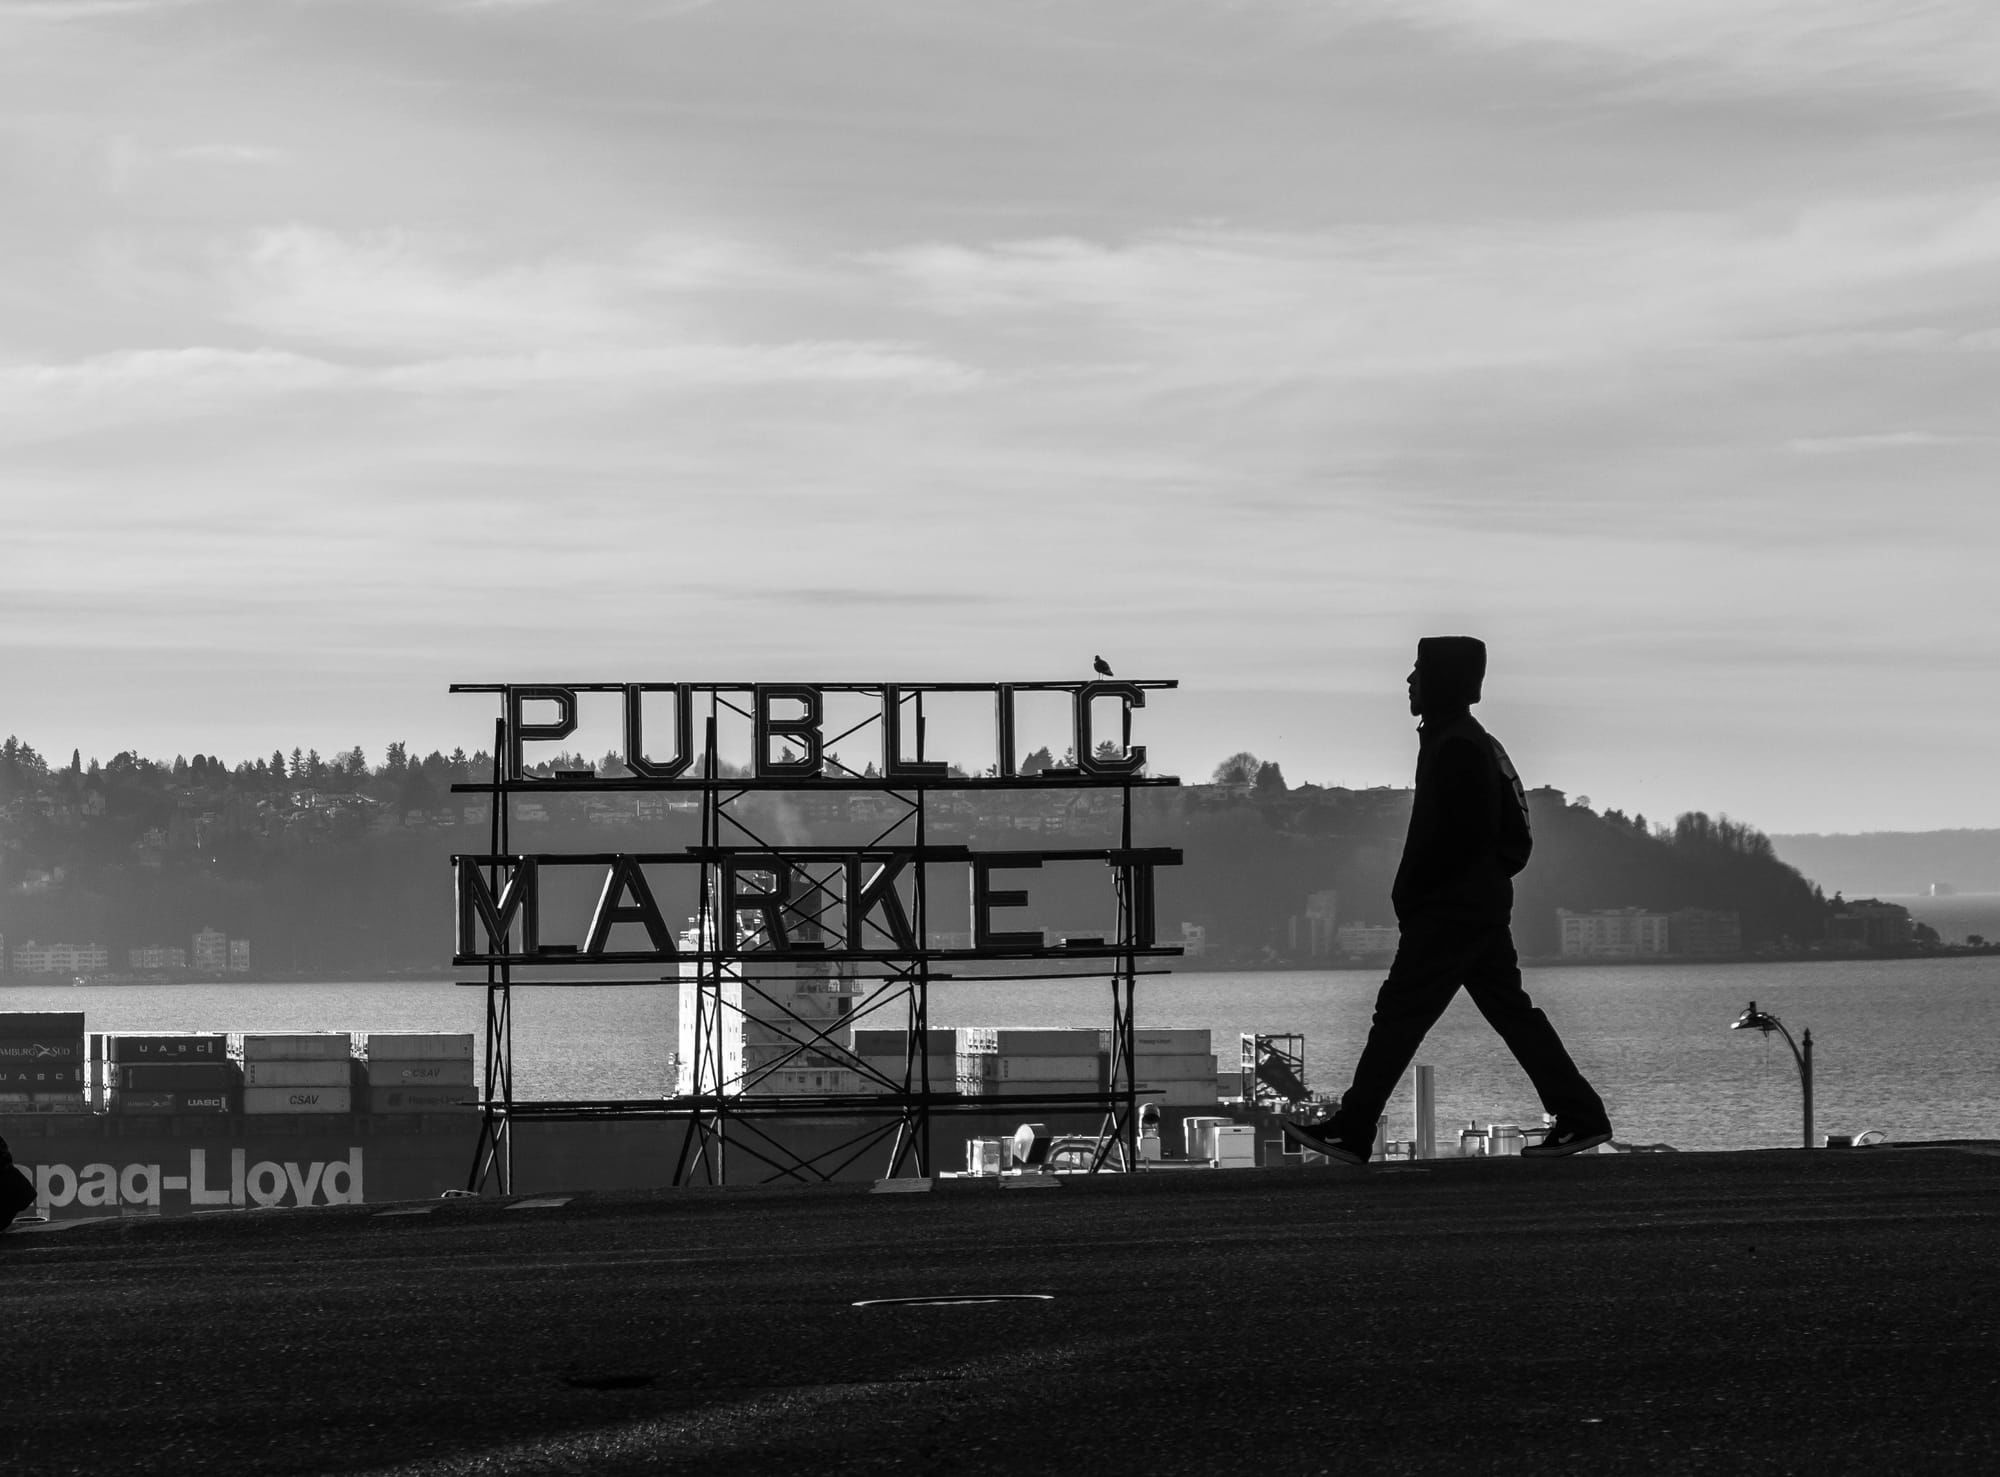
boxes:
[450,680,1182,1189]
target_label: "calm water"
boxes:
[6,958,1996,1152]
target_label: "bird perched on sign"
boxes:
[1093,656,1113,677]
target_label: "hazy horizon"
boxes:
[8,2,1997,835]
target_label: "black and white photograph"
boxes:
[4,2,1998,1472]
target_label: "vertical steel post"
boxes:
[1802,1029,1814,1149]
[913,691,931,1178]
[1119,776,1137,1170]
[1412,1063,1435,1160]
[469,715,513,1194]
[703,706,722,1185]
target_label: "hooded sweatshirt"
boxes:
[1390,637,1533,921]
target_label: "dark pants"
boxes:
[1327,915,1607,1145]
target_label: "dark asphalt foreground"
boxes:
[6,1149,2000,1477]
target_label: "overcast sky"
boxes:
[5,0,1996,834]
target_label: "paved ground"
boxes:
[5,1147,1999,1475]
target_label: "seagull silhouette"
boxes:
[1093,656,1113,677]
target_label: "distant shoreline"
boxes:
[6,943,1996,989]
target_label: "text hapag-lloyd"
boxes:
[28,1147,364,1209]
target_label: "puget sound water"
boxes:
[6,957,1996,1153]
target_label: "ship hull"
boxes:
[4,1106,1129,1219]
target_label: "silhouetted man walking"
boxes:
[1285,637,1611,1165]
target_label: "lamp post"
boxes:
[1731,1000,1813,1148]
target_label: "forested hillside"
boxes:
[1,737,1834,974]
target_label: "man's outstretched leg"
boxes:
[1458,929,1612,1155]
[1283,925,1471,1164]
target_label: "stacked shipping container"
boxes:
[991,1028,1102,1097]
[1117,1029,1220,1109]
[361,1034,476,1113]
[0,1012,87,1114]
[101,1035,237,1114]
[240,1034,354,1114]
[849,1026,1219,1121]
[851,1028,994,1096]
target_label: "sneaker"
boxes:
[1521,1120,1613,1158]
[1281,1119,1369,1167]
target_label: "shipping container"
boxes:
[854,1053,958,1078]
[1136,1072,1224,1096]
[364,1087,477,1113]
[24,1094,90,1113]
[0,1012,86,1037]
[107,1035,230,1062]
[0,1091,89,1112]
[996,1055,1102,1081]
[989,1080,1107,1098]
[1107,1028,1213,1055]
[995,1029,1101,1056]
[116,1063,242,1091]
[0,1038,84,1063]
[850,1029,958,1057]
[240,1033,353,1061]
[745,1067,863,1094]
[242,1086,354,1114]
[0,1064,83,1090]
[1123,1053,1218,1081]
[109,1090,178,1112]
[112,1091,237,1115]
[241,1061,354,1088]
[361,1060,475,1088]
[363,1033,475,1061]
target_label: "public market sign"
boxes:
[449,680,1182,966]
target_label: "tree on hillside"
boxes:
[1212,751,1260,786]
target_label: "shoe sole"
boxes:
[1521,1130,1613,1158]
[1280,1121,1368,1166]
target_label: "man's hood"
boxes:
[1416,636,1486,711]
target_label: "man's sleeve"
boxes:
[1403,737,1495,895]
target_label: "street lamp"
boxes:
[1731,1000,1813,1148]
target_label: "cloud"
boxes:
[0,344,340,407]
[211,226,846,357]
[0,0,211,19]
[218,227,638,354]
[1787,430,1989,454]
[170,143,282,165]
[0,335,972,446]
[874,190,2000,401]
[1377,0,2000,105]
[380,342,973,392]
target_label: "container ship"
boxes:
[1,1012,486,1221]
[3,1011,1270,1222]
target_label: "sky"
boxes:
[4,0,1998,835]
